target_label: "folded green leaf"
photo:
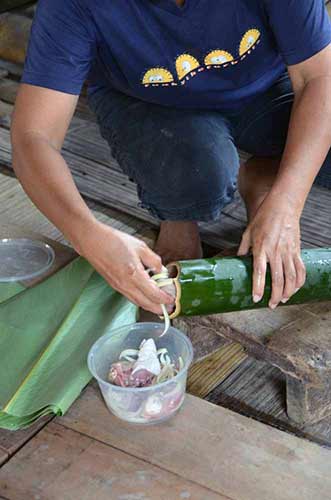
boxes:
[0,257,137,430]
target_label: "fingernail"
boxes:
[253,295,262,303]
[269,302,277,310]
[295,288,300,294]
[281,298,289,304]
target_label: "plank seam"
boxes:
[55,420,236,500]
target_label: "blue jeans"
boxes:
[88,73,331,222]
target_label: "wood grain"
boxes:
[207,356,331,447]
[57,384,331,500]
[174,315,229,362]
[0,415,52,459]
[177,301,331,424]
[0,14,31,63]
[0,422,227,500]
[0,2,36,14]
[0,450,8,467]
[187,343,247,399]
[0,173,151,244]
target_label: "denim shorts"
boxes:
[88,73,331,222]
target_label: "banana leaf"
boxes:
[170,248,331,317]
[0,257,137,430]
[0,281,25,304]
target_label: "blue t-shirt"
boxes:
[22,0,331,111]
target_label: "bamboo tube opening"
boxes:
[167,262,182,319]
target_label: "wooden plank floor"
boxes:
[0,421,226,500]
[0,46,331,496]
[0,173,151,244]
[207,357,331,446]
[2,387,330,500]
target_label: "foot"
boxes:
[154,221,203,264]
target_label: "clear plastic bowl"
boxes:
[0,238,55,282]
[88,322,193,425]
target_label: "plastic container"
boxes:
[88,322,194,425]
[0,238,55,282]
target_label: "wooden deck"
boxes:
[2,385,331,500]
[0,5,331,498]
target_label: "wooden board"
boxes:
[0,422,226,500]
[174,315,229,362]
[0,57,23,77]
[0,416,52,459]
[207,357,331,447]
[0,14,31,64]
[0,173,151,244]
[0,74,95,122]
[182,303,331,386]
[56,384,331,500]
[0,451,8,468]
[188,343,247,399]
[0,1,35,14]
[221,188,331,248]
[176,299,331,426]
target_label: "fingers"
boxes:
[131,263,174,307]
[238,230,251,256]
[265,251,305,309]
[121,287,165,315]
[294,254,306,290]
[102,270,165,315]
[252,251,267,303]
[281,253,306,304]
[281,253,297,303]
[268,254,284,309]
[140,245,163,273]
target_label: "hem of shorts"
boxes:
[140,193,234,222]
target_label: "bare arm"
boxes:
[274,44,331,210]
[239,44,331,308]
[11,84,173,313]
[12,84,93,244]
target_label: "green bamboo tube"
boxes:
[169,248,331,318]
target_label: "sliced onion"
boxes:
[119,349,139,362]
[157,348,168,356]
[147,267,173,337]
[160,304,170,337]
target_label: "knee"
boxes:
[142,135,239,216]
[173,138,239,203]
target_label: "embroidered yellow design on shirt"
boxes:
[142,68,175,86]
[175,54,201,81]
[239,29,261,57]
[141,27,262,88]
[204,50,234,68]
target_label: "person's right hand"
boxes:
[76,219,175,315]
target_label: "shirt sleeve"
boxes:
[21,0,96,95]
[264,0,331,66]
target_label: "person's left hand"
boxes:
[238,193,306,309]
